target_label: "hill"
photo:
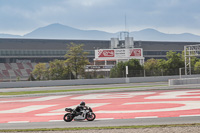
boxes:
[1,23,200,42]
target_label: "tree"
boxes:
[194,61,200,74]
[110,61,125,78]
[144,58,160,76]
[48,59,70,80]
[28,73,35,81]
[32,63,48,80]
[124,59,143,77]
[144,58,159,70]
[65,43,89,79]
[165,51,184,75]
[144,58,167,76]
[110,59,143,78]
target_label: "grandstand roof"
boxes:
[134,41,200,51]
[0,38,200,51]
[0,38,110,50]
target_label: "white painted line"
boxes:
[0,95,68,103]
[0,105,57,113]
[180,115,200,117]
[22,96,68,102]
[135,116,158,119]
[36,103,110,116]
[66,103,110,110]
[36,113,64,116]
[146,90,200,99]
[8,121,29,123]
[49,120,63,122]
[71,92,154,100]
[49,118,114,122]
[96,101,200,113]
[95,118,114,120]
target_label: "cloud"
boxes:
[0,0,200,35]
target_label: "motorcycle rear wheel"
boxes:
[63,113,73,122]
[86,113,96,121]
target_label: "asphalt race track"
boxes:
[0,82,200,129]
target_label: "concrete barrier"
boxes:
[169,77,200,86]
[0,74,200,88]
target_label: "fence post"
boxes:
[179,68,182,79]
[126,66,128,78]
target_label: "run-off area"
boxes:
[0,89,200,123]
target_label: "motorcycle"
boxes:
[63,107,96,122]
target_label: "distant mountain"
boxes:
[0,33,21,38]
[130,28,200,42]
[23,23,113,40]
[1,23,200,42]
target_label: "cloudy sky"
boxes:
[0,0,200,35]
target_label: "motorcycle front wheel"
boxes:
[86,113,96,121]
[63,113,73,122]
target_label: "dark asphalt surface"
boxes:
[1,116,200,129]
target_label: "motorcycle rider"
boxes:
[75,101,92,115]
[63,101,96,122]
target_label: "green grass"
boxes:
[0,123,200,132]
[0,85,166,96]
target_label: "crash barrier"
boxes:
[169,77,200,86]
[0,75,200,88]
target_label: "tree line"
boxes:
[110,51,200,78]
[30,43,89,80]
[30,43,200,80]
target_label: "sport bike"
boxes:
[63,107,96,122]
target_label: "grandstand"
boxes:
[0,63,36,81]
[0,38,199,81]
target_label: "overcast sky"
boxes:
[0,0,200,35]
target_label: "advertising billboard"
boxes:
[130,49,142,57]
[97,49,115,57]
[95,48,143,59]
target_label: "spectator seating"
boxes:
[0,63,37,80]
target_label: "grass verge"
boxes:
[0,123,200,132]
[0,85,166,96]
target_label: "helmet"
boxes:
[80,101,85,106]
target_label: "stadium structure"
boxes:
[0,37,199,81]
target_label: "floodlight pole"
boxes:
[184,46,187,75]
[184,44,200,75]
